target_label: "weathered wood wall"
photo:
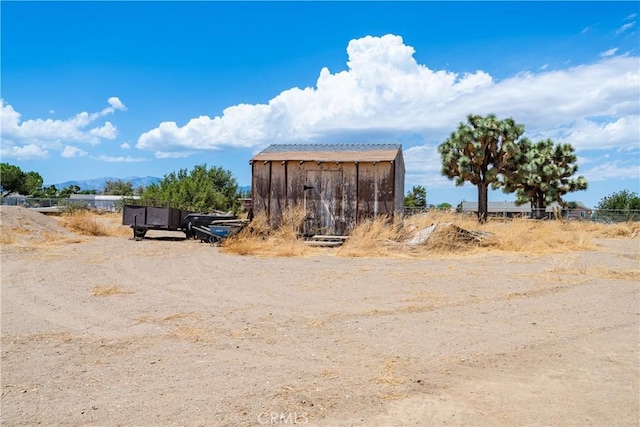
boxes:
[252,159,402,236]
[393,151,405,216]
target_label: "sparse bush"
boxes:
[221,205,311,257]
[57,200,89,215]
[59,210,108,236]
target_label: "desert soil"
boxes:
[1,206,638,426]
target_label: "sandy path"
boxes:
[1,227,638,426]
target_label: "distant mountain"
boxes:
[48,176,162,192]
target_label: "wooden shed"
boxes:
[250,143,405,236]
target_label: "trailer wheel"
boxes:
[133,228,147,239]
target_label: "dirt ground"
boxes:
[1,206,639,426]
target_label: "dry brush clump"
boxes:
[91,285,134,297]
[221,205,314,257]
[341,211,639,258]
[336,215,402,257]
[57,210,130,237]
[58,210,108,236]
[218,204,639,258]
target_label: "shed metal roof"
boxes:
[251,143,402,162]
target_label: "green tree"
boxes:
[596,190,640,211]
[404,185,427,208]
[0,163,43,197]
[33,185,58,198]
[22,171,44,196]
[439,114,525,223]
[142,164,239,212]
[1,163,24,197]
[437,202,452,210]
[103,179,134,196]
[501,139,587,219]
[565,201,578,209]
[58,185,81,198]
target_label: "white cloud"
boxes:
[0,98,126,159]
[138,34,495,154]
[599,47,619,57]
[154,150,195,159]
[626,13,638,20]
[94,155,145,163]
[616,22,635,34]
[137,34,639,163]
[553,116,640,150]
[0,143,48,160]
[61,146,88,158]
[403,144,452,189]
[107,97,126,111]
[582,159,640,182]
[89,121,118,139]
[581,25,595,34]
[120,142,131,149]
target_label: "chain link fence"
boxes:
[402,204,640,223]
[0,196,136,212]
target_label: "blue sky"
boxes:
[2,1,639,208]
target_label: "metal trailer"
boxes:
[182,212,238,238]
[122,204,193,239]
[190,219,249,245]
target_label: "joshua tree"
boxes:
[501,139,587,219]
[439,114,525,223]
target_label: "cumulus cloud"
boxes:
[61,146,88,158]
[107,97,126,111]
[120,142,131,149]
[89,121,118,139]
[0,143,48,160]
[557,116,640,150]
[0,97,126,159]
[137,34,496,156]
[137,34,639,164]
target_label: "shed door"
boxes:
[304,170,343,236]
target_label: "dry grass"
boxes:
[57,210,131,237]
[168,326,209,342]
[91,285,134,297]
[602,269,640,281]
[133,312,208,342]
[223,208,639,258]
[94,212,133,237]
[374,358,407,386]
[51,207,638,259]
[1,229,17,244]
[222,205,314,257]
[339,212,639,258]
[337,215,401,257]
[59,210,109,236]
